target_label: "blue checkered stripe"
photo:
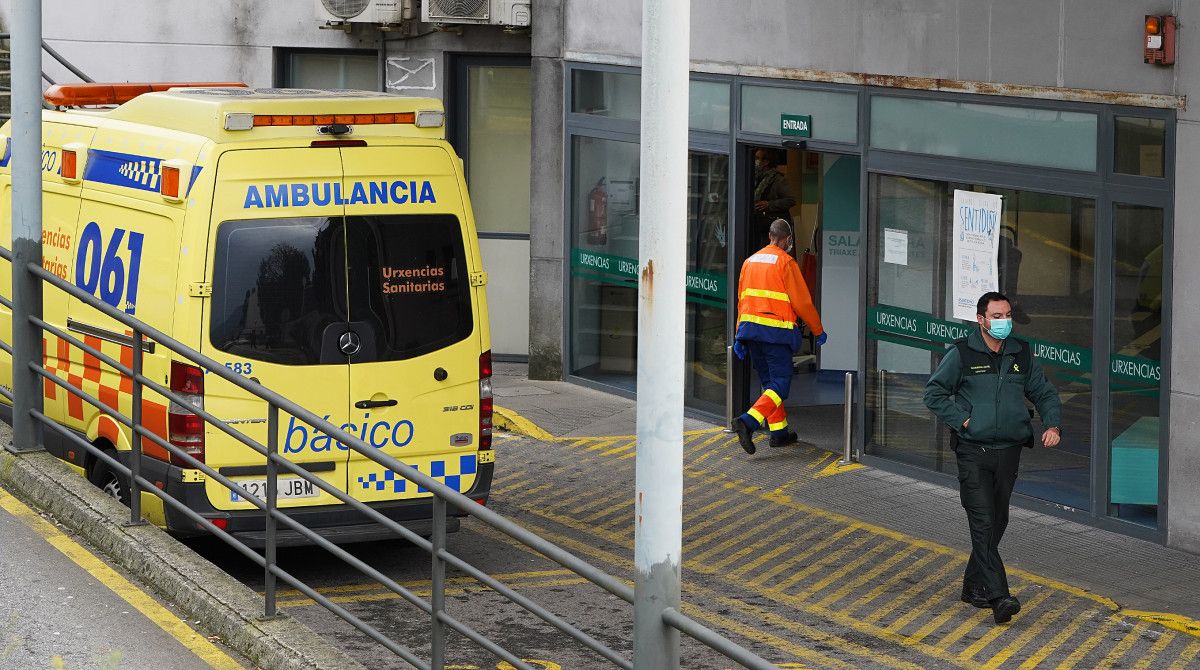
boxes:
[357,454,478,495]
[82,149,203,195]
[118,159,161,189]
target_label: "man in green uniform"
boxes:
[923,291,1062,625]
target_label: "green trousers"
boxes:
[954,439,1022,601]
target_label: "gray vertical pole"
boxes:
[430,496,447,670]
[129,332,144,523]
[632,0,688,664]
[8,0,44,454]
[264,404,278,617]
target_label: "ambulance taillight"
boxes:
[168,361,205,466]
[159,159,191,203]
[479,351,493,451]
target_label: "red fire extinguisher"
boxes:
[586,178,607,245]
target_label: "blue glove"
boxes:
[816,331,828,346]
[732,340,748,360]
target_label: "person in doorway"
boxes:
[731,219,826,454]
[922,291,1062,625]
[752,149,795,240]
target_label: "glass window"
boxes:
[689,80,730,132]
[870,97,1098,172]
[285,52,377,90]
[211,218,347,365]
[1109,204,1163,528]
[345,214,473,361]
[740,86,857,144]
[568,136,730,412]
[571,70,641,120]
[1114,117,1166,178]
[467,65,532,233]
[866,176,1096,511]
[569,136,641,389]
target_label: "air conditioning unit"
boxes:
[317,0,415,25]
[421,0,530,27]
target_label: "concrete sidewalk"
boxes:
[491,362,1200,628]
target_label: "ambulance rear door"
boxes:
[340,145,482,504]
[203,148,350,511]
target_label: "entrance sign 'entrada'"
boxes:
[780,114,812,138]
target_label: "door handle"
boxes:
[355,398,398,409]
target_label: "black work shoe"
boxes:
[733,420,755,455]
[769,430,799,448]
[960,583,990,609]
[990,596,1021,624]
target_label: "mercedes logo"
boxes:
[338,331,362,356]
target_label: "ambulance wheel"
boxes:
[89,449,131,507]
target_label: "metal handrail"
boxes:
[0,245,778,669]
[0,34,93,83]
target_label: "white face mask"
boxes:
[786,237,794,253]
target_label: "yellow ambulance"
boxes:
[0,83,495,545]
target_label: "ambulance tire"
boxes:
[89,447,131,508]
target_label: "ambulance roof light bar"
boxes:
[223,110,444,131]
[44,82,249,107]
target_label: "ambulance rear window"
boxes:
[210,217,348,365]
[345,214,473,361]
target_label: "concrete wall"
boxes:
[5,0,528,93]
[565,0,1182,96]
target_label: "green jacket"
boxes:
[923,330,1062,449]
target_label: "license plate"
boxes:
[230,478,318,502]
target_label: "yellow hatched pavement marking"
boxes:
[685,432,736,461]
[1014,608,1103,670]
[1091,620,1150,669]
[1169,639,1200,669]
[957,588,1053,659]
[543,482,628,518]
[806,452,836,471]
[578,497,633,525]
[1054,616,1122,670]
[624,487,763,543]
[787,539,897,603]
[273,569,575,599]
[681,499,782,557]
[699,517,830,574]
[599,441,638,457]
[688,506,802,566]
[475,517,920,670]
[1131,630,1177,670]
[861,560,958,626]
[882,580,960,634]
[979,592,1075,668]
[0,489,243,670]
[278,577,591,608]
[762,533,877,593]
[491,481,554,498]
[814,544,920,609]
[734,525,858,585]
[682,497,769,553]
[583,438,626,453]
[906,582,992,646]
[844,550,940,613]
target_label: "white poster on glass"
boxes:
[951,190,1002,321]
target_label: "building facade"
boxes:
[529,0,1198,552]
[7,0,1198,552]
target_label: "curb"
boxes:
[493,405,555,441]
[0,428,367,670]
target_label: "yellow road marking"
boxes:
[700,517,829,574]
[682,497,766,552]
[491,481,555,499]
[540,482,627,519]
[762,532,875,592]
[1093,620,1149,669]
[907,592,974,646]
[788,539,897,603]
[272,568,576,598]
[1169,639,1200,669]
[278,577,591,608]
[843,550,939,614]
[980,592,1075,668]
[1015,608,1102,670]
[882,579,960,634]
[814,544,919,609]
[492,405,556,441]
[685,431,734,458]
[862,561,956,626]
[813,458,865,478]
[805,452,835,471]
[1054,616,1121,670]
[583,438,624,453]
[734,526,858,584]
[0,488,243,670]
[1132,629,1177,670]
[599,441,637,457]
[1121,610,1200,639]
[958,588,1052,659]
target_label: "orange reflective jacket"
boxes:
[736,244,823,338]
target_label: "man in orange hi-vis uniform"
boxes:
[732,219,826,454]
